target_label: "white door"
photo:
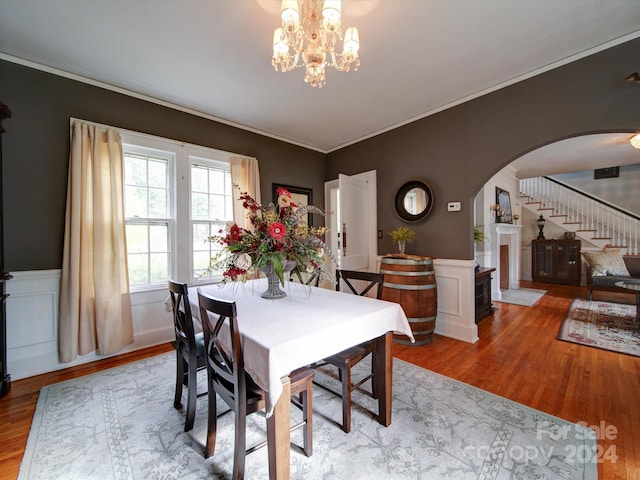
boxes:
[339,173,370,271]
[324,170,377,276]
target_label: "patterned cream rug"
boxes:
[558,298,640,357]
[19,352,596,479]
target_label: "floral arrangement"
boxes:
[209,187,333,285]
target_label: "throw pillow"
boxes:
[582,251,630,277]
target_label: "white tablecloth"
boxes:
[189,278,414,413]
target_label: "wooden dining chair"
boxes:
[197,290,313,478]
[289,268,320,287]
[321,269,385,433]
[168,280,207,432]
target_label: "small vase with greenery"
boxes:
[389,226,416,254]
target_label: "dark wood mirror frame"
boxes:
[394,180,434,223]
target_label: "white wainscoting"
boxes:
[432,258,478,344]
[7,260,479,380]
[6,270,175,380]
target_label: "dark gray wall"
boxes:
[327,37,640,259]
[0,60,325,271]
[2,36,640,271]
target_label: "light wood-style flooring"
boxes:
[1,281,638,479]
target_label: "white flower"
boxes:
[233,253,252,270]
[306,263,316,273]
[316,247,324,258]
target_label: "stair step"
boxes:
[577,229,597,232]
[563,222,581,225]
[550,214,567,218]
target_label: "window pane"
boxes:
[148,188,167,218]
[128,253,149,286]
[193,251,214,276]
[125,155,147,186]
[149,253,168,283]
[209,169,224,192]
[148,159,167,188]
[125,186,149,218]
[126,224,148,253]
[209,195,225,220]
[149,224,168,252]
[192,192,209,220]
[191,165,208,193]
[193,223,211,251]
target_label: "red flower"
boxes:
[228,224,242,241]
[269,222,287,240]
[276,187,291,198]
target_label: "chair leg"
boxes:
[184,359,197,432]
[205,379,217,458]
[341,365,352,433]
[174,353,184,410]
[302,380,313,456]
[232,407,247,480]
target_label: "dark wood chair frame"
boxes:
[318,269,385,433]
[197,290,313,478]
[168,280,207,432]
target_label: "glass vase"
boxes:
[398,240,406,254]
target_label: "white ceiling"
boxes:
[1,0,640,173]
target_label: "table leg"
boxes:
[266,377,291,480]
[372,331,392,426]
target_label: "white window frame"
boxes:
[121,132,235,292]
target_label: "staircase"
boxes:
[519,177,640,255]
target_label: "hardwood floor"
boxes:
[1,281,638,479]
[395,281,640,480]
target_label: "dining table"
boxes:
[188,277,415,480]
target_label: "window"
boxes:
[124,147,171,287]
[191,160,233,280]
[122,134,233,290]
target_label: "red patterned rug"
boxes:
[558,299,640,357]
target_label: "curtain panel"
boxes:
[58,121,134,363]
[230,156,260,231]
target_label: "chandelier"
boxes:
[271,0,360,88]
[630,133,640,149]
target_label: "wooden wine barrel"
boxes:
[380,255,437,345]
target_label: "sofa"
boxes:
[583,250,639,300]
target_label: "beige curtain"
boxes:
[230,156,261,230]
[58,120,134,363]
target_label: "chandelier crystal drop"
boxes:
[272,0,360,88]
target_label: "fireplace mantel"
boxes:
[489,223,522,301]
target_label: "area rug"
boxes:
[558,298,640,357]
[497,287,547,307]
[19,352,596,480]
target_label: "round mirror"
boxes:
[394,180,434,222]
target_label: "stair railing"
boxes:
[519,176,640,255]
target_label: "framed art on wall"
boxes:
[272,183,313,225]
[495,187,513,224]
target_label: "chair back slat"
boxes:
[336,269,384,299]
[168,280,197,350]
